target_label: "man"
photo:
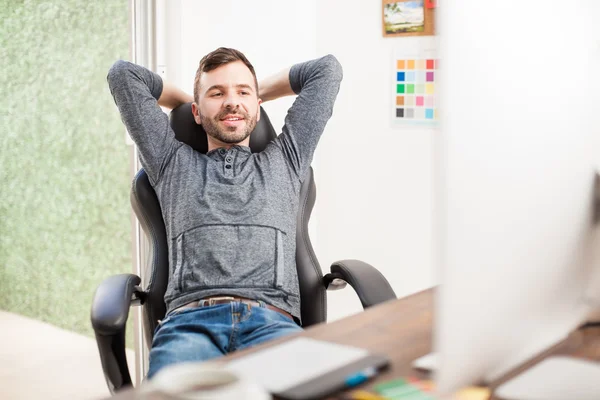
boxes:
[107,47,342,378]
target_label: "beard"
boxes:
[199,107,258,145]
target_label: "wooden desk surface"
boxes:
[109,288,600,399]
[110,288,433,399]
[227,287,434,391]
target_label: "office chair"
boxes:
[90,103,397,394]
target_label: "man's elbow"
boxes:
[106,60,131,86]
[321,54,343,83]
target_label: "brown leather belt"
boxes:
[173,296,294,321]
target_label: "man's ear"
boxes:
[191,102,202,125]
[256,98,262,122]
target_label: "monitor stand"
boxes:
[494,356,600,400]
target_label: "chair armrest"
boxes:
[323,260,397,308]
[91,273,143,334]
[90,274,143,393]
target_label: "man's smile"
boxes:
[220,114,246,127]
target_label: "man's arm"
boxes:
[269,55,343,179]
[107,60,184,184]
[158,83,194,109]
[258,67,294,102]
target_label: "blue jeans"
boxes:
[147,301,303,379]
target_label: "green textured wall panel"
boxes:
[0,0,133,343]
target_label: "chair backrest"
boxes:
[131,103,327,347]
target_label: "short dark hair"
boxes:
[193,47,258,103]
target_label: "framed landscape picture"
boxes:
[382,0,436,37]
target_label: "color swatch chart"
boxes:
[395,58,438,123]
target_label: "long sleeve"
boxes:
[107,60,181,184]
[274,54,343,179]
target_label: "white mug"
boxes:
[138,362,271,400]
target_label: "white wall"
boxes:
[162,0,437,322]
[314,0,436,320]
[163,0,317,134]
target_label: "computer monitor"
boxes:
[433,0,600,395]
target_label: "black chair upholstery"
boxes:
[90,103,397,394]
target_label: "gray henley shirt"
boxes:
[107,55,342,322]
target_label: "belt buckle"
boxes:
[206,296,237,307]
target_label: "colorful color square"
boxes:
[394,57,438,123]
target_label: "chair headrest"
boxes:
[169,103,277,153]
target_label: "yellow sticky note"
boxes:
[453,386,491,400]
[349,390,389,400]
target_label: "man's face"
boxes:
[192,61,261,146]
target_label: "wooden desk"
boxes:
[108,288,600,399]
[110,288,433,399]
[230,286,434,389]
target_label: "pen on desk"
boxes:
[344,366,378,388]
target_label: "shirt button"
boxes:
[225,165,232,169]
[219,149,226,155]
[226,157,232,162]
